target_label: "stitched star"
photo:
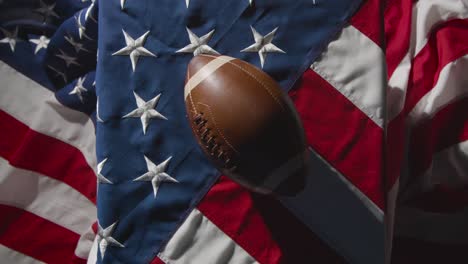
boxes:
[133,156,177,198]
[75,11,92,40]
[123,92,167,134]
[185,0,189,7]
[56,49,80,67]
[35,0,59,21]
[64,35,89,53]
[97,222,124,260]
[120,0,126,9]
[0,27,19,52]
[85,1,97,22]
[47,65,67,83]
[96,98,104,122]
[97,158,112,183]
[176,28,219,56]
[69,76,87,103]
[29,35,50,54]
[112,30,156,72]
[241,26,285,68]
[249,0,253,5]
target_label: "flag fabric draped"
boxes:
[0,0,467,264]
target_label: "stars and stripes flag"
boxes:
[0,0,467,263]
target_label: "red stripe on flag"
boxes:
[350,0,385,47]
[409,97,468,178]
[71,255,88,264]
[92,222,98,234]
[290,69,385,209]
[391,236,467,264]
[0,110,96,203]
[384,0,415,189]
[150,257,165,264]
[386,19,468,189]
[404,19,468,114]
[0,204,81,264]
[386,113,406,189]
[384,0,414,77]
[197,176,346,264]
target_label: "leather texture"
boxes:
[185,54,308,195]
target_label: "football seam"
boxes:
[186,64,239,156]
[197,102,239,154]
[202,54,285,111]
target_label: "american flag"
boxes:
[0,0,467,263]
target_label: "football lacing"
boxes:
[194,112,236,171]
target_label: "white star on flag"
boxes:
[120,0,126,9]
[69,76,88,103]
[97,158,112,184]
[97,222,124,260]
[112,30,156,72]
[47,65,67,83]
[176,28,219,56]
[35,0,59,20]
[96,98,104,122]
[65,35,89,53]
[85,2,97,22]
[29,35,50,54]
[123,92,167,134]
[75,10,92,40]
[185,0,189,7]
[0,27,19,52]
[241,26,285,68]
[56,49,80,67]
[133,156,178,198]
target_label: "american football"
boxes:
[184,54,308,195]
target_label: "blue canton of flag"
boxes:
[95,0,362,263]
[0,0,98,119]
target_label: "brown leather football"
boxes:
[184,54,308,195]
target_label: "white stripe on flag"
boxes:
[0,245,45,264]
[0,61,97,173]
[387,53,411,121]
[0,156,96,234]
[280,148,384,264]
[306,147,384,221]
[310,25,386,127]
[408,55,468,124]
[412,0,468,56]
[75,224,97,260]
[86,236,99,264]
[419,140,468,190]
[387,0,468,120]
[158,208,258,264]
